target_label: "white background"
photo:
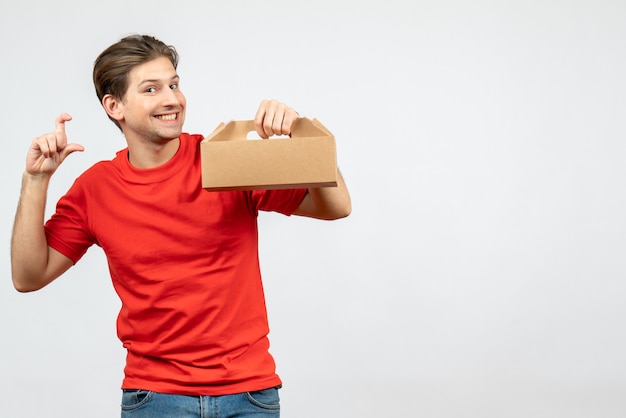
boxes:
[2,1,626,417]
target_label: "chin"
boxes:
[161,127,183,139]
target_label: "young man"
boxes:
[11,34,351,417]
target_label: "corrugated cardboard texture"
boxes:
[201,117,337,191]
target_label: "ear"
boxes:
[102,94,124,122]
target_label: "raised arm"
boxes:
[11,114,84,292]
[254,100,352,220]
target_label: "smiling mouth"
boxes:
[155,113,178,121]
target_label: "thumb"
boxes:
[59,143,85,161]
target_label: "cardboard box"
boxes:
[201,117,337,191]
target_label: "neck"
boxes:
[127,137,181,168]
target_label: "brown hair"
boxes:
[93,34,179,130]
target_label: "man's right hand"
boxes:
[26,113,84,176]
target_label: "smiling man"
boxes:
[10,34,351,418]
[101,55,186,167]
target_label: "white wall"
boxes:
[2,1,626,417]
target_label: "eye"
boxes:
[145,87,157,93]
[170,83,179,90]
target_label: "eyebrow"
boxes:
[138,75,180,86]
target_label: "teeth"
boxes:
[156,114,177,121]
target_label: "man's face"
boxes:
[117,56,186,144]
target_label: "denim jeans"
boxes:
[120,387,280,418]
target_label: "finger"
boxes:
[271,109,285,136]
[254,100,273,139]
[54,113,72,141]
[271,103,298,136]
[34,136,52,158]
[54,113,72,149]
[41,133,59,157]
[281,108,299,136]
[55,113,72,132]
[254,100,270,139]
[255,99,283,138]
[263,106,278,138]
[60,143,85,161]
[254,100,269,123]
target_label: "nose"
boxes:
[162,87,185,107]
